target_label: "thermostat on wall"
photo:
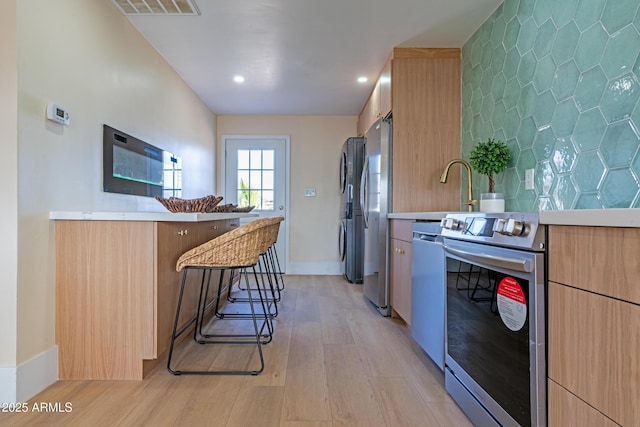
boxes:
[46,103,70,126]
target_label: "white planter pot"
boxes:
[479,193,505,212]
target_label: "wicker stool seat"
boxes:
[223,217,285,317]
[167,217,275,376]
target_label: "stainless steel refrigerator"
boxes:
[361,118,392,315]
[339,137,365,283]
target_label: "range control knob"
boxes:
[440,218,460,230]
[492,219,506,234]
[504,219,526,236]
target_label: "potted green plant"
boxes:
[469,138,511,212]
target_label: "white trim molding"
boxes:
[0,346,58,403]
[286,262,343,275]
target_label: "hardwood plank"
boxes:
[226,386,285,427]
[2,275,468,427]
[324,344,386,427]
[426,402,474,427]
[282,278,331,422]
[368,376,441,427]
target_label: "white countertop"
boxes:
[388,209,640,228]
[387,212,455,221]
[539,208,640,228]
[49,211,259,222]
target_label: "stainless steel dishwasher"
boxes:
[411,221,446,371]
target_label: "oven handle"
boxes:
[443,245,531,273]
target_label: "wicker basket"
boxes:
[155,195,223,213]
[176,217,274,270]
[210,203,237,213]
[233,206,255,213]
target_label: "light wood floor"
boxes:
[0,275,471,427]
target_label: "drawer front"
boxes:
[548,225,640,304]
[548,282,640,425]
[548,380,618,427]
[389,219,414,242]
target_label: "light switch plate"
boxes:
[525,169,534,190]
[304,188,316,197]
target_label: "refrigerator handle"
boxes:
[348,184,353,202]
[361,157,369,228]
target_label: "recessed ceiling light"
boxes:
[357,76,368,83]
[233,75,245,83]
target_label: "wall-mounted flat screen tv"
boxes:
[103,125,181,198]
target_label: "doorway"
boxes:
[223,136,289,272]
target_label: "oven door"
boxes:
[443,238,546,427]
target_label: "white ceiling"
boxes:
[115,0,502,115]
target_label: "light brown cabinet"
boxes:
[389,219,413,324]
[547,225,640,426]
[358,48,462,213]
[357,54,391,136]
[55,219,237,380]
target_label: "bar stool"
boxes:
[166,217,274,376]
[223,217,284,316]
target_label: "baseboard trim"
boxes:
[0,365,16,404]
[286,262,343,275]
[0,346,58,403]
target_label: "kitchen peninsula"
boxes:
[50,211,257,380]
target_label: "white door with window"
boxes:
[223,136,289,272]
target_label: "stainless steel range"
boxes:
[441,212,546,427]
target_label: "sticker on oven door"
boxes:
[496,277,527,331]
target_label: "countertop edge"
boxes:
[389,209,640,227]
[49,211,260,222]
[387,212,450,220]
[540,208,640,228]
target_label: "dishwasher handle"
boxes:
[413,232,439,242]
[443,245,531,273]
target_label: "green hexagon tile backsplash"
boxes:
[461,0,640,210]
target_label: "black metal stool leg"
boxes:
[167,269,190,375]
[168,266,266,375]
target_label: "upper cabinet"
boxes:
[357,55,392,136]
[358,48,462,213]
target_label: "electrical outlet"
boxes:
[525,169,535,190]
[304,188,316,197]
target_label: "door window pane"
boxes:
[262,170,274,190]
[236,149,275,211]
[263,150,274,169]
[238,150,250,169]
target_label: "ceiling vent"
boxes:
[111,0,200,15]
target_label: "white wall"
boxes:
[217,115,357,274]
[5,0,217,401]
[0,0,18,368]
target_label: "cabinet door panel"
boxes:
[390,238,412,324]
[389,219,413,242]
[548,282,640,425]
[155,222,201,357]
[56,221,154,379]
[549,225,640,304]
[392,57,461,212]
[548,380,618,427]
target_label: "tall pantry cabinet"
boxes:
[358,48,461,323]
